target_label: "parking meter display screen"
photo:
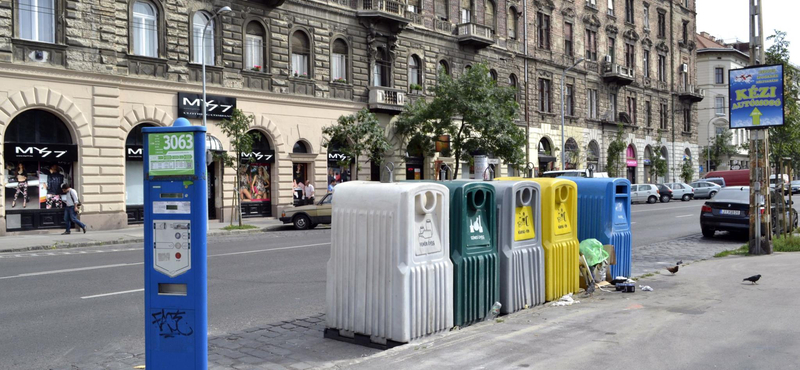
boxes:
[148,133,195,177]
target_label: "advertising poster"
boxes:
[729,65,784,129]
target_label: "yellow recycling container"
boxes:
[496,177,580,301]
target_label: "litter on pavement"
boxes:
[551,293,580,306]
[640,285,654,291]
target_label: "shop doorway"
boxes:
[3,110,78,231]
[538,138,556,174]
[239,131,274,217]
[327,141,352,191]
[207,162,216,219]
[626,145,637,184]
[405,140,425,180]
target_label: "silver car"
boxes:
[631,184,660,204]
[690,181,722,199]
[665,182,695,201]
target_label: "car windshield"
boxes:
[322,194,332,204]
[712,187,750,203]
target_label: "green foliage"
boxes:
[322,108,392,172]
[772,235,800,252]
[394,63,525,178]
[222,224,258,231]
[650,133,669,179]
[714,245,749,258]
[766,30,800,174]
[605,124,626,177]
[409,83,423,91]
[216,109,257,226]
[700,129,739,171]
[680,158,694,183]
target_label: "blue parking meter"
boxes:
[143,118,208,369]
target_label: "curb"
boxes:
[0,224,288,254]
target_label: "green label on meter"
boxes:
[148,133,195,176]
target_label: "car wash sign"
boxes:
[729,64,784,129]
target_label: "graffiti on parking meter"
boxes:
[729,65,784,129]
[514,206,535,241]
[151,309,194,338]
[554,203,572,236]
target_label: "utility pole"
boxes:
[748,0,771,254]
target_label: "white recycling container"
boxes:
[325,181,453,345]
[489,180,545,314]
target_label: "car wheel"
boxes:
[647,195,657,204]
[682,194,691,201]
[661,195,671,203]
[709,191,717,199]
[293,215,310,230]
[702,226,715,238]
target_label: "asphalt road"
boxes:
[0,229,331,370]
[0,196,787,369]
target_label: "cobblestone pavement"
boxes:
[60,234,746,370]
[631,232,745,277]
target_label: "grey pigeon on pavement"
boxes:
[743,274,761,284]
[677,260,683,265]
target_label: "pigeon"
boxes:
[743,274,761,284]
[666,265,679,275]
[677,260,683,265]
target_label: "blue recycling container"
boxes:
[569,178,632,278]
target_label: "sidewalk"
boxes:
[64,248,800,370]
[0,218,286,253]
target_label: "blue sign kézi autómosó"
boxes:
[729,64,784,129]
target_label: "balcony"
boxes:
[601,63,635,86]
[368,86,406,114]
[677,84,705,103]
[456,23,496,48]
[357,0,409,28]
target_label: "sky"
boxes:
[696,0,799,64]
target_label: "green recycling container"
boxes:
[438,180,498,327]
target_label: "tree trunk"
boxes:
[453,152,461,180]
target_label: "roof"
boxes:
[696,33,726,49]
[695,32,750,60]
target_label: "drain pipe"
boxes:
[523,0,530,165]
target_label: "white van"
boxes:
[769,174,790,194]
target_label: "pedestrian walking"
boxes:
[305,182,315,205]
[61,183,87,235]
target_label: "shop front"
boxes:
[3,110,78,231]
[537,138,556,175]
[124,123,154,224]
[326,142,352,192]
[626,145,637,184]
[405,141,425,180]
[239,131,274,217]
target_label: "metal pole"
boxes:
[755,133,760,254]
[560,69,565,170]
[707,120,712,174]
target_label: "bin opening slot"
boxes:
[615,185,628,195]
[158,283,187,296]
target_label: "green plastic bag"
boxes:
[579,238,609,266]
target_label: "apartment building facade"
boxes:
[0,0,700,233]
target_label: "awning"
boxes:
[538,154,556,163]
[206,134,225,152]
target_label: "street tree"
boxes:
[681,158,694,183]
[650,133,669,182]
[394,63,526,178]
[766,30,800,177]
[606,124,626,177]
[701,128,739,172]
[216,109,257,227]
[322,108,392,177]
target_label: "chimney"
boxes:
[700,31,710,38]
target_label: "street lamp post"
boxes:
[201,6,232,127]
[561,58,585,170]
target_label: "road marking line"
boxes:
[0,243,330,280]
[81,288,144,299]
[675,214,694,218]
[208,242,331,258]
[631,204,699,213]
[0,263,144,280]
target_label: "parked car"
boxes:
[700,187,798,238]
[631,184,660,204]
[279,193,333,230]
[769,174,790,195]
[665,182,695,201]
[791,180,800,194]
[704,170,749,187]
[690,181,722,199]
[655,184,673,203]
[703,177,726,188]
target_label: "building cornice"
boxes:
[0,63,365,111]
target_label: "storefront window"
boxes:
[3,110,77,231]
[124,123,154,224]
[239,131,274,217]
[327,141,351,192]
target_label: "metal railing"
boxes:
[361,0,405,16]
